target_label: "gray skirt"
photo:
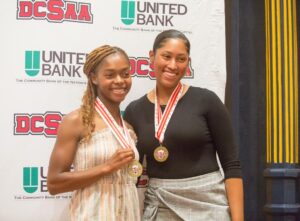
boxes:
[142,171,231,221]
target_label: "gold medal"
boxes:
[153,83,182,163]
[128,160,143,177]
[154,145,169,162]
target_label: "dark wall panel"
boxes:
[225,0,266,220]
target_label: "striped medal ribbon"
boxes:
[95,97,142,177]
[154,82,183,162]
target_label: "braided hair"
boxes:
[80,45,129,142]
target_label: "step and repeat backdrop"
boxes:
[0,0,226,220]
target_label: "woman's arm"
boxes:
[47,110,135,195]
[204,90,244,220]
[225,178,244,221]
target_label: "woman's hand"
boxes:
[104,148,135,173]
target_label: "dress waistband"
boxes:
[148,170,223,188]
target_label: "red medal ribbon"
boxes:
[154,82,183,143]
[95,97,133,149]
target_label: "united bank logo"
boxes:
[23,167,47,193]
[121,0,135,25]
[17,0,93,23]
[120,0,187,26]
[24,50,86,78]
[25,51,40,77]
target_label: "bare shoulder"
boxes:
[62,109,82,125]
[124,121,137,143]
[58,109,84,138]
[124,120,133,130]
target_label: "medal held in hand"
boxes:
[95,97,142,177]
[128,160,143,177]
[153,83,183,163]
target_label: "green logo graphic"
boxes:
[23,167,38,193]
[25,51,40,77]
[121,0,135,25]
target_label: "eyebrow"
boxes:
[161,50,188,55]
[103,67,130,72]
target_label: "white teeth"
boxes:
[112,88,126,94]
[164,72,176,78]
[164,70,176,74]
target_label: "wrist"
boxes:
[231,214,244,221]
[101,164,112,175]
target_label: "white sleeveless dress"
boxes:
[69,127,141,221]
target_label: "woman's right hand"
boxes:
[105,148,135,173]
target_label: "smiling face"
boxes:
[150,38,190,90]
[91,52,131,106]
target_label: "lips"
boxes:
[111,88,128,95]
[163,71,177,80]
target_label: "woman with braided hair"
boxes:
[47,45,141,221]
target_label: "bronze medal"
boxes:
[153,145,169,162]
[128,160,143,177]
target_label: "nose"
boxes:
[167,58,177,70]
[114,74,124,84]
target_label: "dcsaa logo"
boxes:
[14,112,63,137]
[17,0,93,23]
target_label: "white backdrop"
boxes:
[0,0,226,220]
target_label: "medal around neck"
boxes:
[154,145,169,162]
[128,160,143,177]
[154,83,183,163]
[94,97,142,177]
